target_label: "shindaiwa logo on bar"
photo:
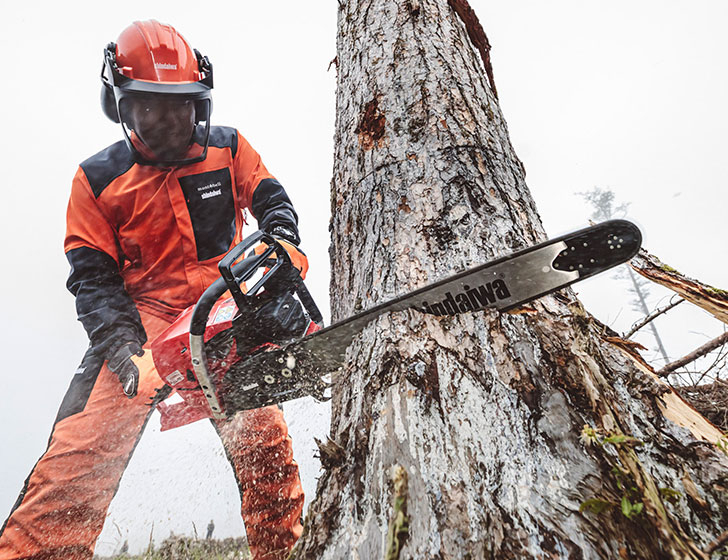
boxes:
[421,279,511,315]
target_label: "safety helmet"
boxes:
[101,20,214,166]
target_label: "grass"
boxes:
[97,535,250,560]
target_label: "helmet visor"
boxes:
[118,94,211,165]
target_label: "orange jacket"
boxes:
[65,126,299,357]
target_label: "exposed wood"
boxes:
[608,342,723,443]
[674,381,728,432]
[631,249,728,325]
[602,328,724,441]
[446,0,498,99]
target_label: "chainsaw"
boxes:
[151,230,325,431]
[151,220,642,430]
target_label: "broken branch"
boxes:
[656,331,728,377]
[630,249,728,325]
[624,296,684,340]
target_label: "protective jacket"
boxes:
[0,126,304,560]
[65,125,299,358]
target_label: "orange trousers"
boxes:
[0,311,303,560]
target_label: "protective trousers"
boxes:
[0,311,304,560]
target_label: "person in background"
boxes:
[206,520,215,540]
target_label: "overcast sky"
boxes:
[1,1,726,555]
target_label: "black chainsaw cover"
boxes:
[232,291,310,355]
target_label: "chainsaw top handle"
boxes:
[189,231,322,337]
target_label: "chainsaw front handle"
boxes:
[190,230,274,337]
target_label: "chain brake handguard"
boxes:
[217,230,290,314]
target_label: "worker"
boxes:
[0,20,307,560]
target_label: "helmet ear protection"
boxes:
[99,21,214,166]
[100,43,120,123]
[192,48,213,122]
[100,42,213,125]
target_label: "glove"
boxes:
[276,238,309,280]
[267,226,309,279]
[254,238,308,280]
[107,341,144,398]
[253,236,308,295]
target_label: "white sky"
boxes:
[1,1,726,555]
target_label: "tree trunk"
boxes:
[294,1,728,558]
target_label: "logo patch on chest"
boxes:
[178,168,236,261]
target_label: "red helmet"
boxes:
[101,20,214,166]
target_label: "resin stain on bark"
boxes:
[355,97,387,150]
[447,0,498,99]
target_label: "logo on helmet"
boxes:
[154,62,178,70]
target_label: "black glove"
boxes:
[269,225,300,246]
[107,341,144,398]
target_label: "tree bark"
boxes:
[294,1,728,558]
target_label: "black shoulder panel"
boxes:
[80,141,136,199]
[208,126,238,158]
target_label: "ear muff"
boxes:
[101,81,120,123]
[100,43,120,123]
[194,99,212,123]
[193,49,213,123]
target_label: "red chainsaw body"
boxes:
[151,296,243,431]
[151,295,321,431]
